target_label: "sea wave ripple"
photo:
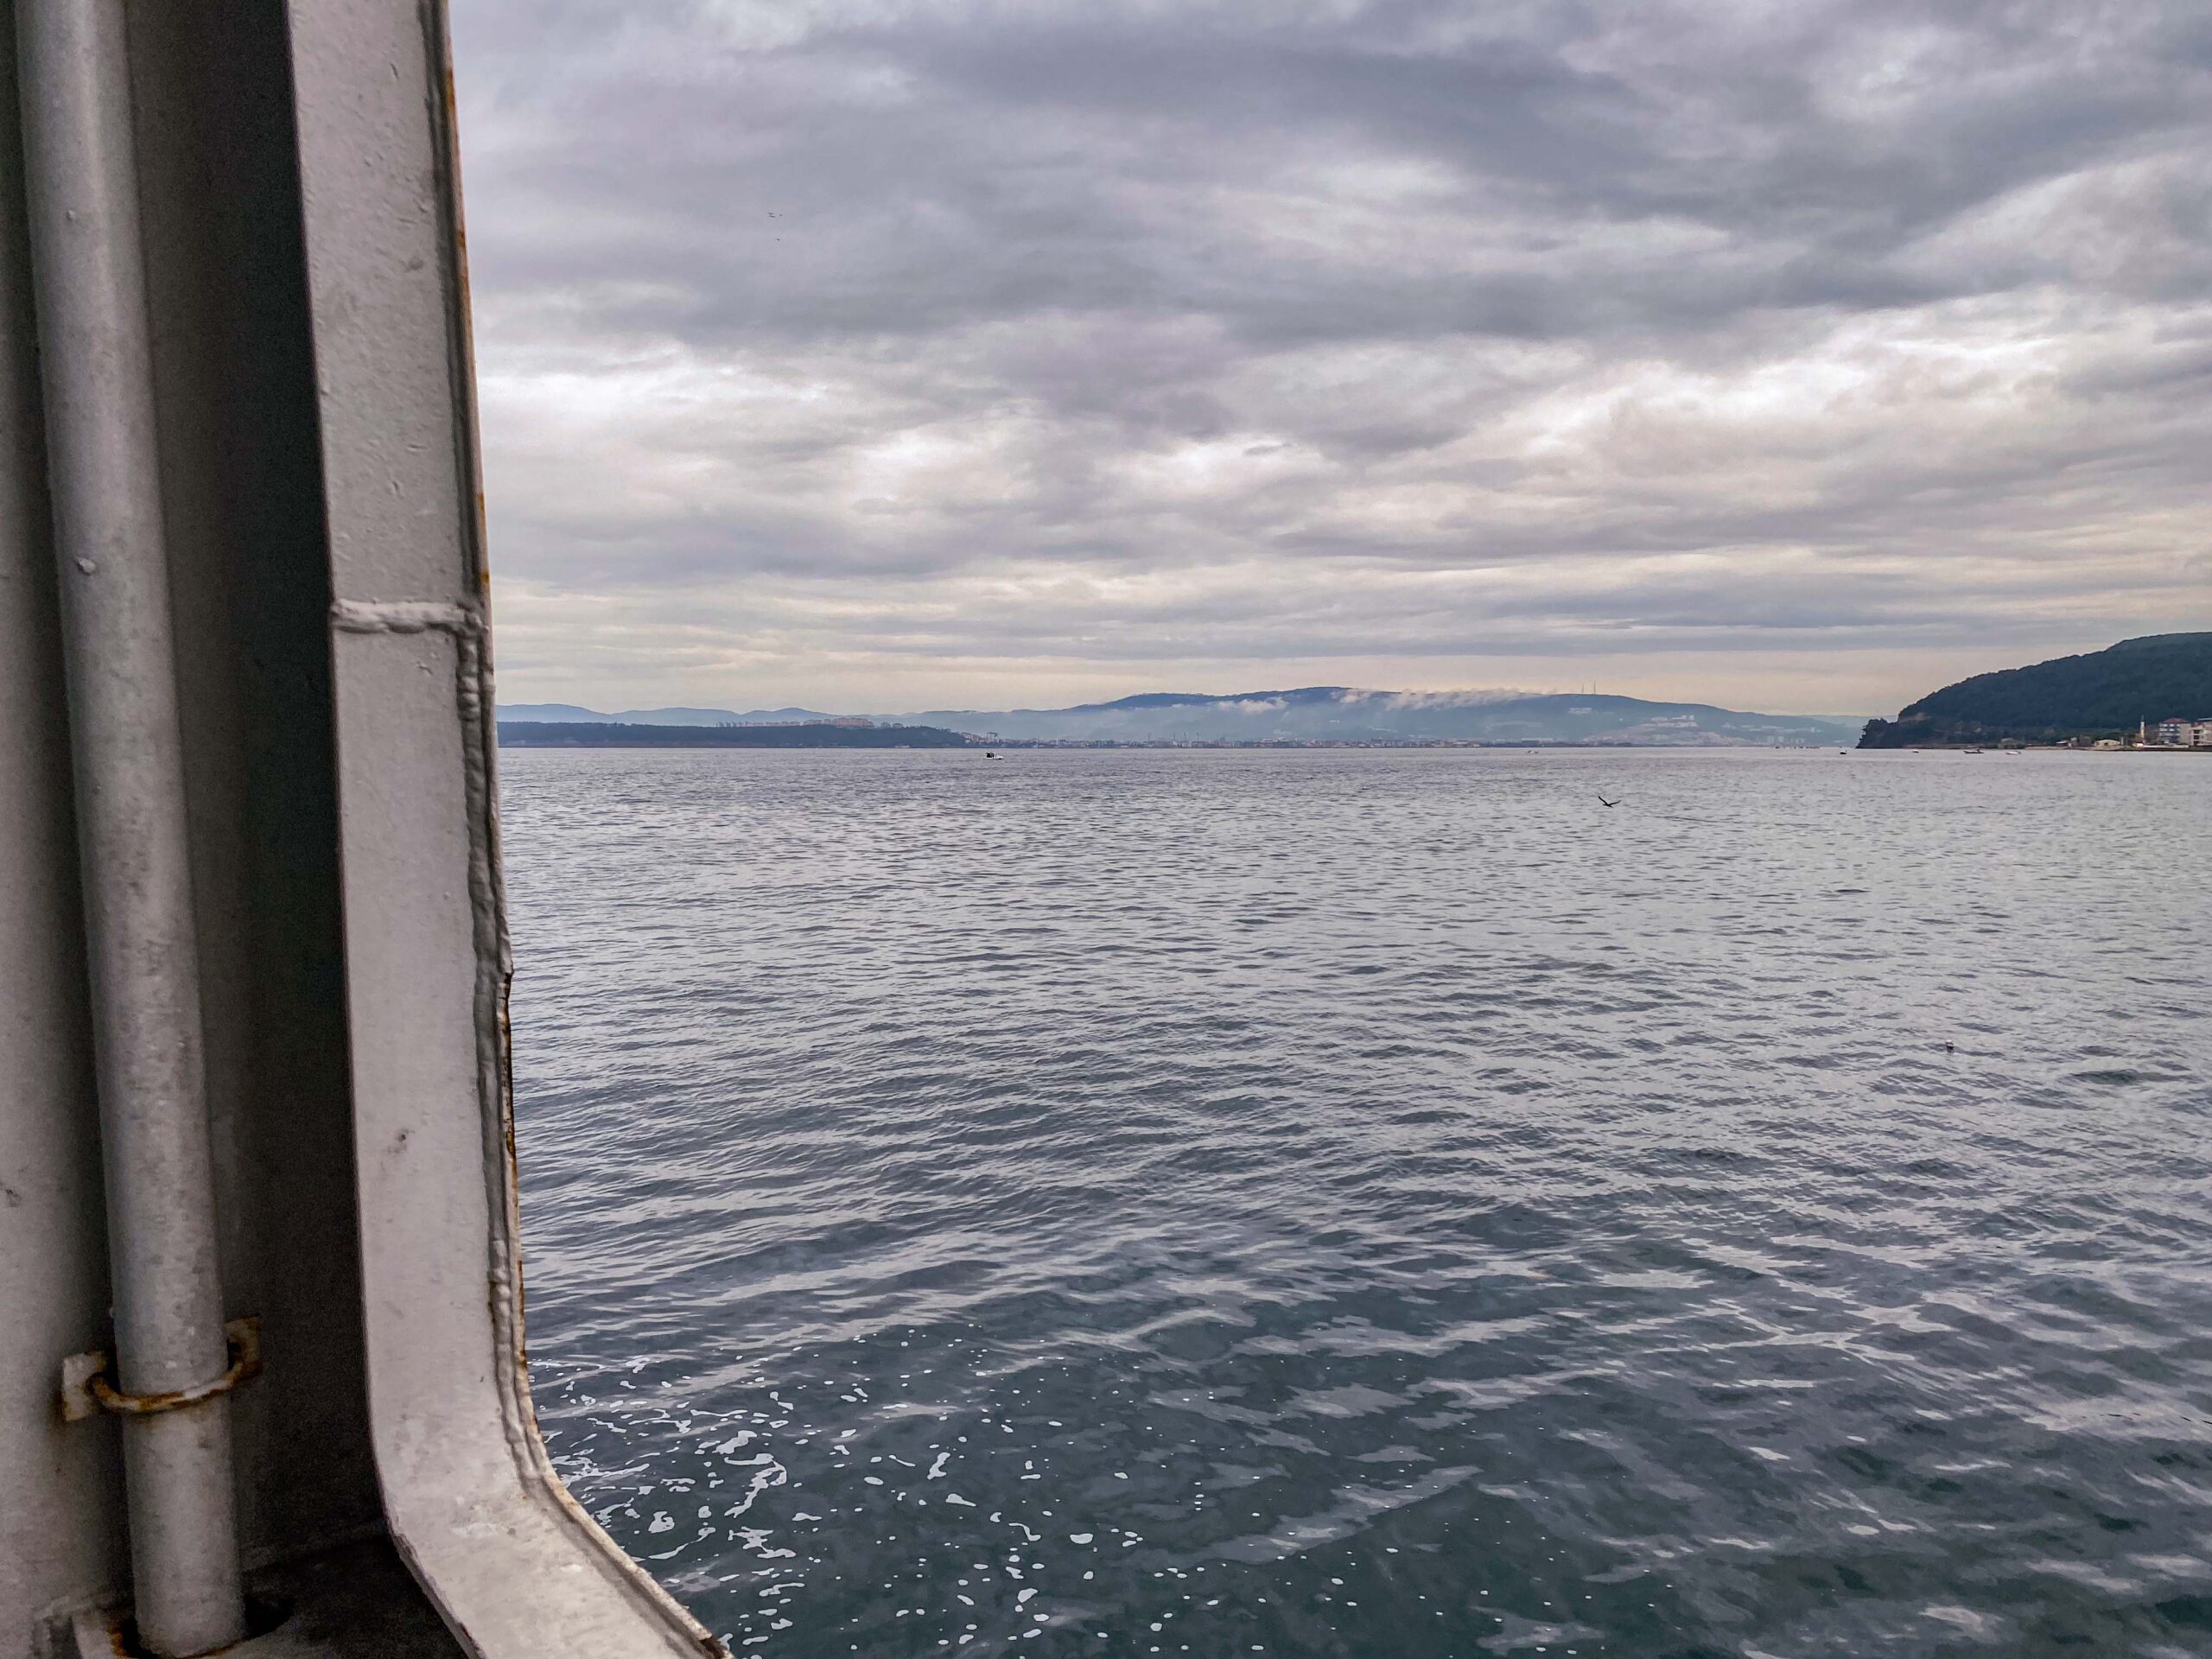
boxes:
[499,747,2212,1658]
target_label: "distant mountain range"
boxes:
[501,688,1866,747]
[1858,632,2212,747]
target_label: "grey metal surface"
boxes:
[117,0,382,1573]
[70,1540,466,1659]
[0,2,718,1654]
[292,3,722,1649]
[0,9,128,1648]
[15,0,245,1648]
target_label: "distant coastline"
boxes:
[499,689,1866,748]
[496,721,1856,753]
[496,721,971,749]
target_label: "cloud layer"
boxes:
[452,0,2212,715]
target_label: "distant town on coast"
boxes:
[498,632,2212,753]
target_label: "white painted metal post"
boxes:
[13,1,248,1652]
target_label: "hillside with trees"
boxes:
[1858,633,2212,747]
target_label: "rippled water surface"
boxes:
[499,748,2212,1658]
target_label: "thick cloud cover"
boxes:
[451,0,2212,715]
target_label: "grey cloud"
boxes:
[465,2,2209,337]
[452,0,2212,712]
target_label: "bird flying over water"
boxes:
[1597,795,1621,808]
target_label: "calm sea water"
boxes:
[498,747,2212,1659]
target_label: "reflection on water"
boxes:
[499,748,2212,1657]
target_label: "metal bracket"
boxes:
[60,1317,261,1422]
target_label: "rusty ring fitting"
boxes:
[88,1318,262,1417]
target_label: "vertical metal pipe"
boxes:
[14,2,247,1653]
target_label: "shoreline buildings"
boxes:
[2145,717,2212,747]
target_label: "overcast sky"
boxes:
[451,0,2210,716]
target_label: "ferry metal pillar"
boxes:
[0,3,724,1654]
[14,0,246,1650]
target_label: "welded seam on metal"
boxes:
[328,598,481,636]
[404,0,544,1509]
[412,3,720,1642]
[324,597,521,1471]
[322,599,518,1471]
[326,627,722,1656]
[317,14,728,1650]
[327,595,722,1654]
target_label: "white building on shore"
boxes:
[2149,716,2212,747]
